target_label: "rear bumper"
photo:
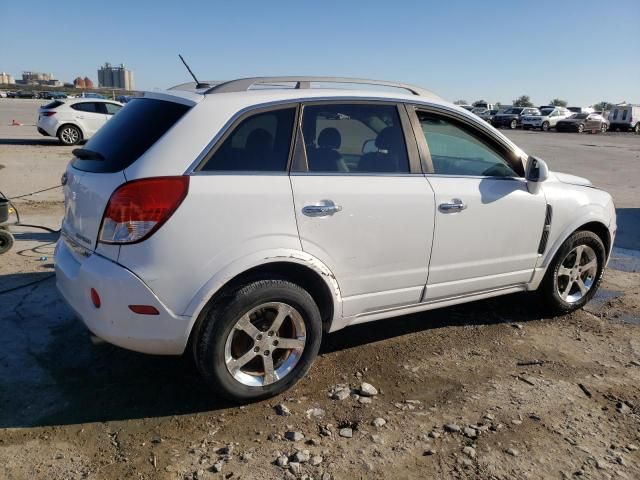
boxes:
[54,239,191,355]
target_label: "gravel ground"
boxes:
[1,98,639,480]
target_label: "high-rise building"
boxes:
[0,72,15,84]
[97,62,134,90]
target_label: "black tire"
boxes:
[600,123,607,133]
[0,229,14,255]
[193,279,322,402]
[57,124,82,145]
[634,123,640,134]
[539,230,605,316]
[510,119,517,129]
[541,121,550,132]
[577,124,584,133]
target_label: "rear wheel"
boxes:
[510,119,517,129]
[0,229,14,255]
[193,279,322,402]
[635,123,640,134]
[539,231,605,315]
[541,121,550,131]
[577,124,585,133]
[58,125,82,145]
[600,123,608,133]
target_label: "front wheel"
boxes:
[193,279,322,402]
[600,123,608,133]
[539,231,605,315]
[510,119,517,129]
[541,121,550,132]
[577,124,585,133]
[634,123,640,134]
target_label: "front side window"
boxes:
[201,108,296,172]
[301,103,409,173]
[417,111,518,177]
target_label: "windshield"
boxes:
[504,108,523,114]
[471,107,486,113]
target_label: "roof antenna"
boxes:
[179,54,209,89]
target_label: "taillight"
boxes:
[99,176,189,244]
[41,111,56,117]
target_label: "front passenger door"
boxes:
[412,108,547,301]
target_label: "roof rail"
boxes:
[203,76,439,99]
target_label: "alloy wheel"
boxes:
[224,302,306,387]
[61,127,79,144]
[556,245,598,303]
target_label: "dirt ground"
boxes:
[1,99,639,480]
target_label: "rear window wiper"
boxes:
[72,148,105,161]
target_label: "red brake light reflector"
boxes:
[90,288,101,308]
[99,176,189,244]
[41,111,56,117]
[129,305,160,315]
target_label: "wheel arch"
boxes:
[184,251,343,351]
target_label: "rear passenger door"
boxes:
[290,102,435,317]
[71,102,108,136]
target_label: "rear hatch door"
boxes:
[61,97,193,259]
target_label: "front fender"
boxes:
[182,248,343,329]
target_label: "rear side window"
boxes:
[71,102,99,113]
[301,103,409,173]
[104,103,122,115]
[622,109,628,120]
[42,100,63,109]
[71,98,190,173]
[200,108,296,172]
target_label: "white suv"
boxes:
[37,98,123,145]
[522,106,571,131]
[55,77,616,401]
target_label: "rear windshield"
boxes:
[71,98,190,173]
[42,100,64,109]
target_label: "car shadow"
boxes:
[614,208,640,251]
[0,268,545,429]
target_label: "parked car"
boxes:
[522,107,572,131]
[492,107,540,129]
[555,113,609,133]
[83,92,106,99]
[37,98,123,145]
[50,92,68,99]
[568,106,595,115]
[608,105,640,133]
[0,91,7,98]
[16,90,38,99]
[471,107,491,121]
[54,76,616,402]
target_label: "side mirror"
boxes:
[525,156,549,194]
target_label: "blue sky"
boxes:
[2,0,638,106]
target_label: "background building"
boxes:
[97,62,134,90]
[16,71,61,86]
[0,72,15,84]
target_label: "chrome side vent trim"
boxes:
[537,205,553,254]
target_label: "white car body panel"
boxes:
[53,85,617,356]
[424,176,547,300]
[290,175,435,316]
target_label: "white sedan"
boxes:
[37,98,123,145]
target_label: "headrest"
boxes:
[318,127,341,149]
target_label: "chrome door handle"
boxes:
[302,202,342,217]
[439,200,467,213]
